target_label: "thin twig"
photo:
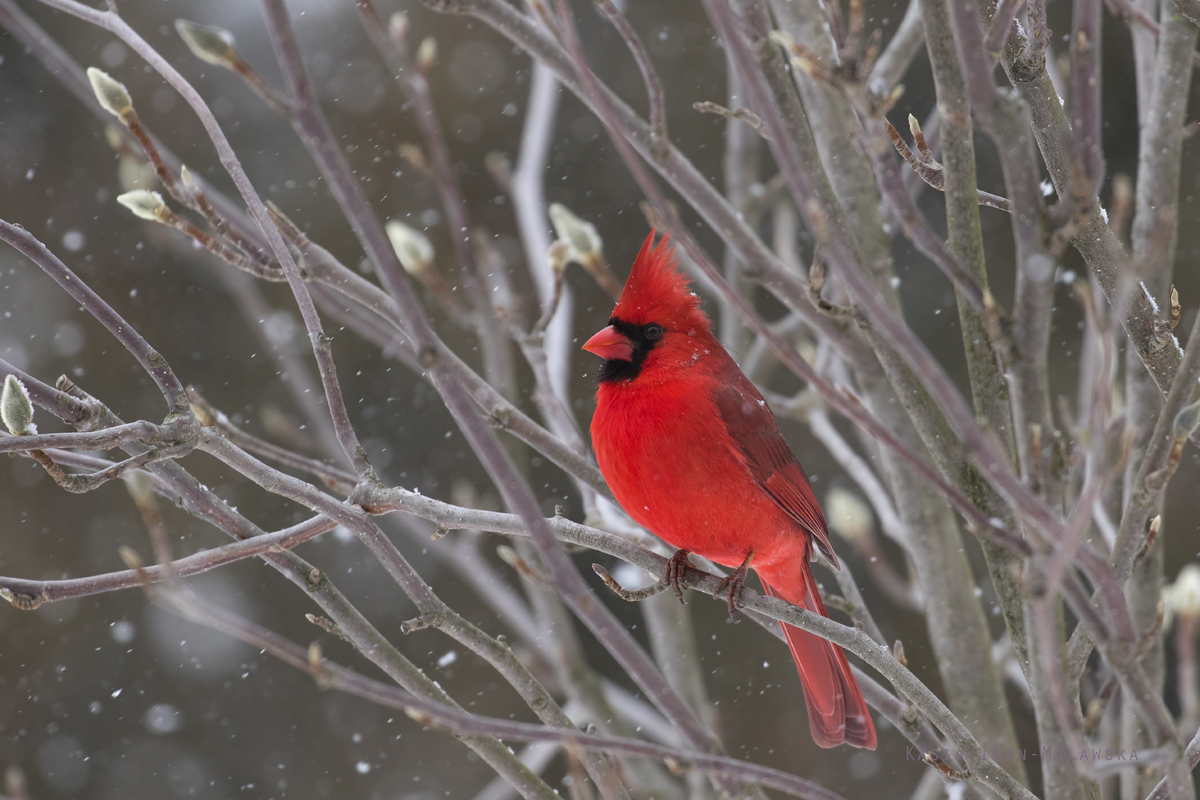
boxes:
[355,0,515,399]
[148,590,853,800]
[883,120,1014,212]
[1070,0,1104,189]
[866,0,924,95]
[0,220,190,414]
[592,0,668,159]
[34,0,375,479]
[592,565,670,602]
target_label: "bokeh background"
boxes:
[1,0,1199,797]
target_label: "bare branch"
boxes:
[592,0,668,158]
[0,220,190,413]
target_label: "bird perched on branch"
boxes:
[584,231,876,750]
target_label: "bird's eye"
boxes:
[644,323,664,340]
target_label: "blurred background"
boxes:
[0,0,1198,797]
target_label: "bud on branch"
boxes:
[175,20,238,67]
[1,374,35,435]
[86,67,133,120]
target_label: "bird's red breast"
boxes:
[585,231,876,750]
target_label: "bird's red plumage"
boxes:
[588,232,876,750]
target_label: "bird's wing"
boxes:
[711,375,838,568]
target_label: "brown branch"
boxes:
[884,119,1013,212]
[0,220,190,413]
[151,590,852,800]
[35,0,376,479]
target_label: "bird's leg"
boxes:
[714,551,755,622]
[663,549,693,603]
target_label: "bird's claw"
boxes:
[715,552,754,622]
[664,549,693,604]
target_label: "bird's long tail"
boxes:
[760,560,877,750]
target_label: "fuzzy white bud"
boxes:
[118,545,144,570]
[389,12,409,41]
[416,37,438,72]
[825,487,874,547]
[117,190,167,221]
[175,19,237,66]
[385,221,435,276]
[1174,400,1200,440]
[179,165,202,204]
[103,126,125,152]
[547,239,571,276]
[1,374,35,436]
[87,67,132,118]
[403,706,431,724]
[549,203,602,264]
[1167,564,1200,624]
[179,165,198,194]
[122,470,157,506]
[484,150,512,186]
[118,156,156,193]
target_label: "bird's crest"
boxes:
[612,231,706,328]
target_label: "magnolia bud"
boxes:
[87,67,133,118]
[1173,400,1200,440]
[416,37,438,72]
[179,165,204,205]
[388,12,409,41]
[5,767,27,800]
[104,125,125,152]
[825,487,874,547]
[189,401,216,427]
[403,706,431,724]
[122,470,157,506]
[180,165,199,195]
[175,19,237,67]
[484,151,512,189]
[495,544,520,569]
[118,545,144,570]
[1,374,35,435]
[117,190,168,222]
[398,143,429,173]
[118,155,156,193]
[549,203,602,264]
[385,221,435,276]
[547,239,571,275]
[1169,564,1200,623]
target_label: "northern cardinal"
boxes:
[584,232,876,750]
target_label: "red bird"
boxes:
[584,232,876,750]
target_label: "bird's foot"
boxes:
[663,549,693,604]
[714,551,755,622]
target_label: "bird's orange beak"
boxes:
[583,325,633,361]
